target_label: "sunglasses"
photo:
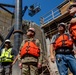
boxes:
[28,30,35,33]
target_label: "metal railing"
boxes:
[40,7,61,25]
[40,0,72,25]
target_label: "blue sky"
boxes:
[0,0,64,25]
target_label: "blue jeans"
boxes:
[56,54,76,75]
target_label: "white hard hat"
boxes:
[58,22,66,29]
[5,39,11,43]
[58,22,65,26]
[28,27,35,33]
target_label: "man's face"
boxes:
[26,30,34,36]
[5,42,10,47]
[58,25,65,31]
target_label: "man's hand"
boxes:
[37,63,42,69]
[12,55,18,66]
[19,63,22,69]
[11,61,15,66]
[50,55,55,63]
[72,50,76,55]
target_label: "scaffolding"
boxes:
[40,0,75,75]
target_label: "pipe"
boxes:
[12,0,23,75]
[13,0,23,55]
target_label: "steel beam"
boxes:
[0,3,15,8]
[14,0,22,55]
[0,6,14,15]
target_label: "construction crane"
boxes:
[28,3,41,17]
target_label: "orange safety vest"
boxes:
[69,23,76,40]
[54,34,73,50]
[20,41,40,58]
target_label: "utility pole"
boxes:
[13,0,23,75]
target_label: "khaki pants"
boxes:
[21,63,38,75]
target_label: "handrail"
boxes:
[40,8,60,25]
[40,0,71,25]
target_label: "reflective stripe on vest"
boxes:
[0,48,13,62]
[54,34,73,50]
[20,41,40,58]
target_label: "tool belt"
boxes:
[55,47,73,54]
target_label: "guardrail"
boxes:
[40,7,61,25]
[40,0,71,25]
